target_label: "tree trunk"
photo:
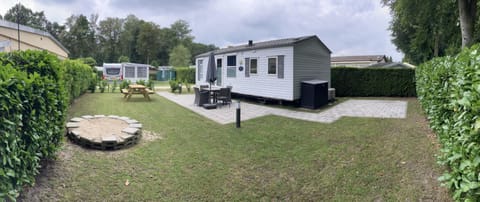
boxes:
[458,0,477,48]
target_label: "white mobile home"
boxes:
[195,35,331,101]
[103,63,150,82]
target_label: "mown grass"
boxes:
[20,93,450,201]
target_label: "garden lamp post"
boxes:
[236,101,241,128]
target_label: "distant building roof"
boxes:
[0,19,69,54]
[331,55,386,63]
[367,62,415,69]
[196,35,331,58]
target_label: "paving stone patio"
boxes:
[157,92,408,124]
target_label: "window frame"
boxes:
[216,58,222,68]
[226,55,237,78]
[267,56,278,75]
[124,66,135,78]
[136,66,148,78]
[249,58,258,75]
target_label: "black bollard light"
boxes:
[236,101,241,128]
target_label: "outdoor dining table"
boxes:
[207,87,221,103]
[124,84,150,101]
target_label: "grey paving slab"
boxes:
[126,119,139,124]
[66,122,79,128]
[70,117,84,122]
[122,127,139,135]
[157,92,408,125]
[129,123,142,128]
[81,115,94,119]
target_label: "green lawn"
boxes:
[20,93,451,201]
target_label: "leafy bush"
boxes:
[174,67,195,83]
[97,69,103,79]
[416,44,480,200]
[183,79,191,93]
[111,79,118,93]
[99,80,107,93]
[331,67,416,97]
[146,80,154,90]
[120,80,131,90]
[78,57,97,68]
[136,80,146,86]
[169,80,179,93]
[63,59,94,102]
[0,51,68,200]
[89,72,98,93]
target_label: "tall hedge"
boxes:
[63,59,95,103]
[0,51,70,200]
[416,45,480,200]
[331,67,416,97]
[174,67,195,83]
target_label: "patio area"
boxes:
[156,92,408,124]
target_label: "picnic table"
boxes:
[121,84,154,101]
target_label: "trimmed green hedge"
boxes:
[331,67,416,97]
[174,67,195,83]
[0,51,68,200]
[64,59,95,103]
[417,45,480,200]
[0,51,94,200]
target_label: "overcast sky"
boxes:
[1,0,403,61]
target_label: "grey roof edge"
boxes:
[195,35,331,58]
[331,55,386,62]
[0,19,70,54]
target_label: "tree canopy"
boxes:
[169,44,192,67]
[4,3,49,30]
[383,0,479,64]
[2,3,217,66]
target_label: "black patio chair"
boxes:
[199,85,209,90]
[194,87,209,106]
[216,87,232,107]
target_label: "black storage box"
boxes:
[301,80,328,109]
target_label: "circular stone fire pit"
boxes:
[65,115,142,150]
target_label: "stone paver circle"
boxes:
[66,115,142,150]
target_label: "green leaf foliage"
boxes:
[169,44,191,67]
[416,44,480,200]
[331,67,416,97]
[174,67,195,84]
[0,50,92,200]
[63,59,95,103]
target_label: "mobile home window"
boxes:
[268,57,277,75]
[217,58,222,68]
[137,66,147,78]
[227,55,236,77]
[197,59,203,80]
[106,68,121,75]
[124,66,135,78]
[227,55,236,66]
[250,58,257,74]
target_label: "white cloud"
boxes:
[1,0,403,61]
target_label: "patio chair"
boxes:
[216,87,232,107]
[200,85,209,90]
[194,87,209,106]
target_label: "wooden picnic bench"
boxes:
[122,84,154,101]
